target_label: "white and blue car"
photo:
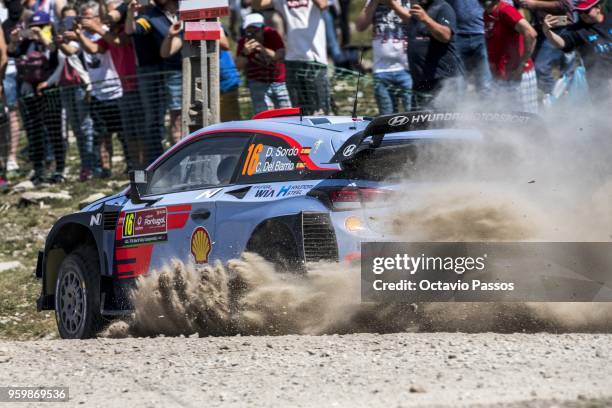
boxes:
[35,108,537,338]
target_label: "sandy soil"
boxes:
[0,333,610,407]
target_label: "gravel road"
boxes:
[0,333,611,407]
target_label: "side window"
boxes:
[147,135,249,195]
[236,134,307,183]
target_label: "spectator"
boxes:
[37,6,94,183]
[1,0,27,179]
[323,0,344,64]
[0,25,8,190]
[122,0,164,165]
[76,1,125,179]
[253,0,330,115]
[447,0,493,99]
[356,0,412,115]
[480,0,539,113]
[24,0,65,23]
[517,0,573,102]
[160,24,241,122]
[236,13,290,114]
[542,0,611,103]
[219,29,242,121]
[125,0,182,150]
[10,11,63,184]
[391,0,463,109]
[75,3,142,171]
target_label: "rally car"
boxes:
[35,108,538,338]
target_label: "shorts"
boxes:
[166,70,182,112]
[3,63,18,108]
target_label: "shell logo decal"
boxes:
[190,227,211,264]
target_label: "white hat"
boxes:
[242,13,264,30]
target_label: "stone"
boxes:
[79,193,107,209]
[19,191,72,206]
[0,261,24,273]
[11,180,35,193]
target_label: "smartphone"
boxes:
[555,15,569,27]
[21,28,33,40]
[62,16,77,32]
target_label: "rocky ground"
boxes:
[0,332,610,408]
[0,157,129,340]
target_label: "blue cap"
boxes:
[30,11,51,26]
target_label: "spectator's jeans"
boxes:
[535,36,566,95]
[60,86,94,171]
[248,80,292,114]
[323,9,344,64]
[137,66,166,166]
[19,85,64,176]
[119,90,142,170]
[285,61,330,116]
[373,70,413,115]
[90,97,124,172]
[455,33,493,99]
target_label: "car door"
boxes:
[114,134,251,279]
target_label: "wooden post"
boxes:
[180,41,193,137]
[208,19,220,124]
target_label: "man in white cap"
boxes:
[236,13,291,114]
[252,0,329,115]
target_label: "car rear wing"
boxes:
[329,111,542,163]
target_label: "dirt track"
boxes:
[0,333,610,407]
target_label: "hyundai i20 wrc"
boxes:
[35,108,538,338]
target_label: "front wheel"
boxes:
[55,246,103,339]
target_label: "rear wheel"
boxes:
[55,246,103,339]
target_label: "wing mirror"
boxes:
[128,170,154,204]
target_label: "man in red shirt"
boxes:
[480,0,539,113]
[236,13,291,114]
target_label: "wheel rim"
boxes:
[58,270,86,335]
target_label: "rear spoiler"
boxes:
[330,111,541,163]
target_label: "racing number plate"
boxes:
[121,207,168,246]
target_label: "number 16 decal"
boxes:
[242,143,263,176]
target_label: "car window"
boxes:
[147,135,250,195]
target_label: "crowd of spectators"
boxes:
[0,0,610,189]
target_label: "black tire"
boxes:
[54,246,103,339]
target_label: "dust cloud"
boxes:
[102,98,612,338]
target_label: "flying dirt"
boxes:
[100,99,612,339]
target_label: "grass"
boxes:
[0,141,130,340]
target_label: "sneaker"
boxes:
[48,173,66,184]
[0,177,8,192]
[79,168,92,182]
[6,160,19,172]
[31,173,47,186]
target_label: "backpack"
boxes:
[58,55,84,86]
[16,50,51,84]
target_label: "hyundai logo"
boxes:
[388,116,410,127]
[342,144,357,157]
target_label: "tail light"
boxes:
[308,187,394,211]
